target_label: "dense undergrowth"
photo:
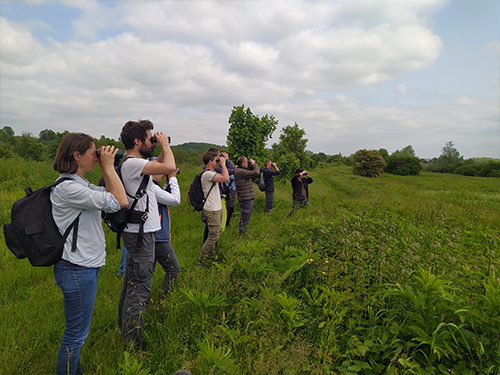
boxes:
[1,159,500,374]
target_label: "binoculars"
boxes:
[95,149,124,166]
[150,136,171,144]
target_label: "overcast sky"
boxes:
[1,0,499,159]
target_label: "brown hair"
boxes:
[53,133,94,174]
[120,119,154,150]
[203,150,218,165]
[237,156,247,167]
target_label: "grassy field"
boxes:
[1,159,500,374]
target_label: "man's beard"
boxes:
[139,144,155,158]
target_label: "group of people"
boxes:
[49,120,313,374]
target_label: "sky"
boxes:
[0,0,499,159]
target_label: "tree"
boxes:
[384,145,421,176]
[385,155,422,176]
[272,123,307,158]
[227,104,278,161]
[14,135,45,161]
[392,145,416,158]
[353,149,386,177]
[377,148,389,161]
[2,126,14,137]
[436,141,462,167]
[38,129,57,145]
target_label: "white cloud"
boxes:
[0,0,498,160]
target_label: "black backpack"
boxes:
[187,170,216,211]
[3,177,81,267]
[98,157,149,249]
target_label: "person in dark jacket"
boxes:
[260,160,280,213]
[284,168,313,219]
[234,156,260,235]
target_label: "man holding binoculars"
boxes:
[117,119,175,352]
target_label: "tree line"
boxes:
[2,107,499,180]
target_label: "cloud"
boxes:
[0,0,498,160]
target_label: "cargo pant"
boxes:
[118,231,155,351]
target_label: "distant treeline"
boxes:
[1,126,498,178]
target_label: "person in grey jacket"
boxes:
[234,156,260,235]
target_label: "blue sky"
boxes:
[1,0,499,159]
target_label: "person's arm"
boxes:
[272,162,280,172]
[222,153,236,175]
[248,161,260,178]
[98,145,128,208]
[142,132,176,176]
[212,156,229,183]
[154,179,180,206]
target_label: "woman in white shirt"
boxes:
[51,133,127,375]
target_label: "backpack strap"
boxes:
[202,170,216,205]
[52,177,82,252]
[116,160,150,249]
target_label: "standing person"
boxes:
[152,167,181,298]
[225,174,236,227]
[284,168,313,219]
[202,147,235,240]
[199,150,229,265]
[51,133,128,375]
[260,160,280,213]
[234,156,260,235]
[118,119,176,352]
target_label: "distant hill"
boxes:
[171,142,226,154]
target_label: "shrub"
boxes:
[385,155,422,176]
[352,149,386,177]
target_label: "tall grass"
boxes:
[1,160,500,374]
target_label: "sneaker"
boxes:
[173,371,192,375]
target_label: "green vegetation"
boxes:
[226,104,278,161]
[1,159,500,374]
[353,149,386,177]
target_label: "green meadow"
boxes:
[1,159,500,374]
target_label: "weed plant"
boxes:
[1,160,500,374]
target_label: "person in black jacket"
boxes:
[260,160,280,213]
[284,168,313,219]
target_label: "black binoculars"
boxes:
[95,149,124,166]
[149,136,171,144]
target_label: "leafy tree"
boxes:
[47,131,70,160]
[436,141,462,167]
[2,126,14,137]
[227,104,278,160]
[14,135,46,161]
[385,155,422,176]
[312,152,328,163]
[272,123,307,158]
[38,129,57,145]
[384,145,421,176]
[377,148,389,161]
[353,149,386,177]
[273,151,301,181]
[391,145,416,158]
[0,140,14,158]
[172,148,188,164]
[1,126,16,146]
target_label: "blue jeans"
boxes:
[118,246,127,277]
[54,259,100,375]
